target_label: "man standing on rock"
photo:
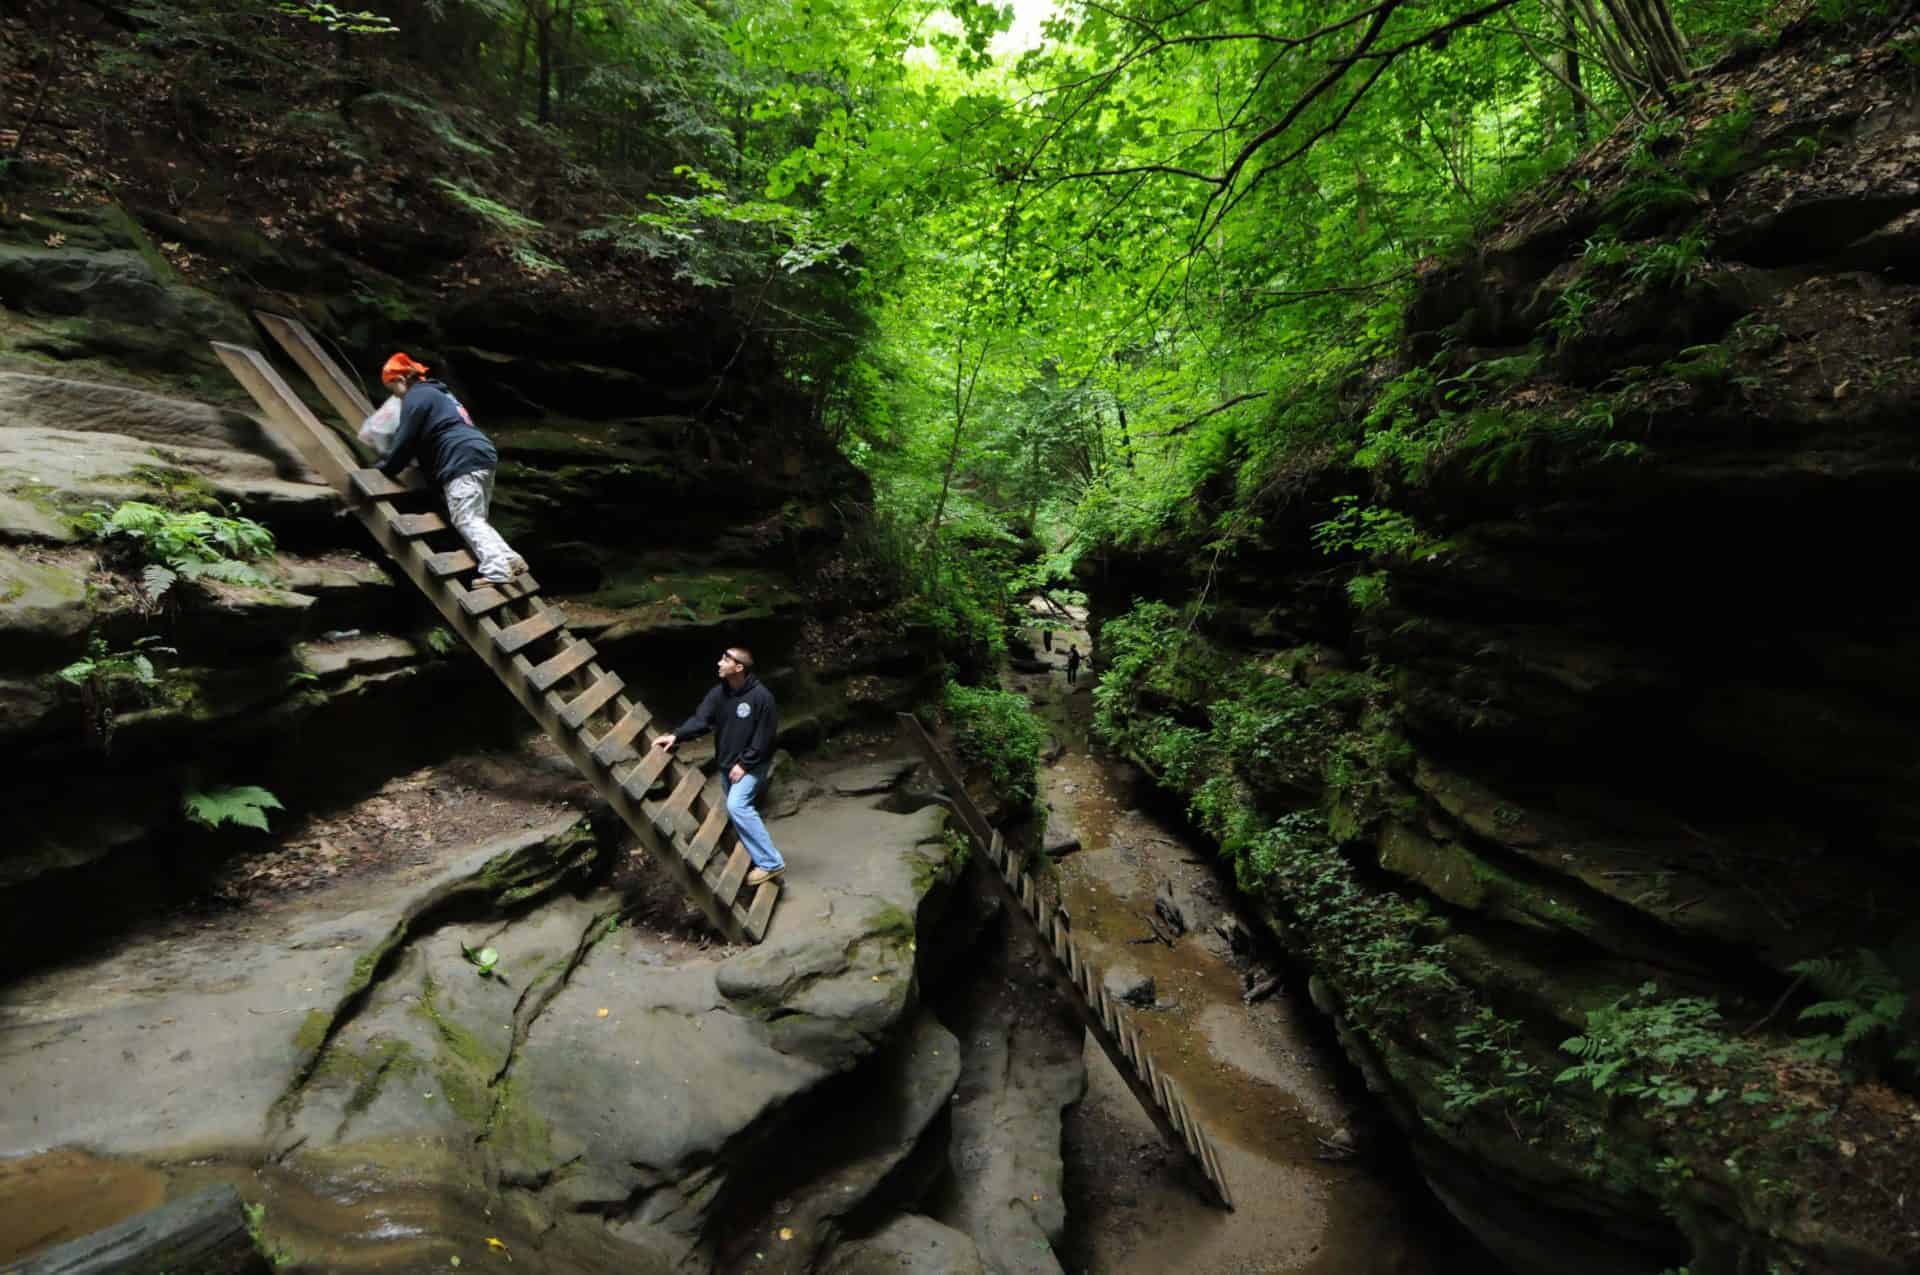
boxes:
[376,353,527,587]
[652,647,786,886]
[1066,644,1082,685]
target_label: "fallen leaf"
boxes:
[778,1227,794,1241]
[1769,99,1789,115]
[44,232,65,248]
[596,1008,610,1018]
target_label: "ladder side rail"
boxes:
[255,311,377,432]
[898,714,1233,1210]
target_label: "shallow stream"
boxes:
[1018,609,1484,1275]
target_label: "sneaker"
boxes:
[478,570,512,586]
[746,867,785,887]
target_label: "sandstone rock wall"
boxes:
[1084,21,1920,1274]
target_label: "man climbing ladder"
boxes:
[654,647,787,887]
[375,353,527,586]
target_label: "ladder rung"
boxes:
[687,803,730,869]
[657,769,703,836]
[458,584,508,617]
[390,512,448,537]
[621,745,674,801]
[713,845,751,906]
[744,881,779,942]
[459,576,541,618]
[349,468,418,501]
[424,550,477,577]
[543,649,606,701]
[492,608,564,655]
[590,701,652,767]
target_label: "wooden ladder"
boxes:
[900,714,1234,1209]
[208,314,779,944]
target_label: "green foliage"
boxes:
[242,1199,293,1268]
[56,634,176,749]
[78,500,275,601]
[462,943,505,980]
[1439,1008,1549,1117]
[1679,96,1755,183]
[424,626,459,656]
[1547,278,1601,345]
[1627,228,1711,290]
[1312,497,1443,563]
[182,785,284,833]
[942,678,1044,810]
[1556,983,1753,1111]
[432,180,541,236]
[1791,948,1919,1078]
[271,1,396,34]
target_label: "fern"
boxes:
[433,180,542,235]
[1792,948,1917,1075]
[182,785,284,832]
[177,559,274,588]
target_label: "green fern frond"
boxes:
[182,785,284,832]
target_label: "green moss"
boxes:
[126,463,223,512]
[863,903,917,943]
[415,973,505,1130]
[586,566,793,620]
[292,1008,333,1057]
[95,204,179,284]
[315,1037,422,1119]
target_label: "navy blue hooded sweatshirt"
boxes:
[673,673,778,773]
[378,380,498,485]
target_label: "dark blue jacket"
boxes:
[674,673,778,772]
[378,380,497,485]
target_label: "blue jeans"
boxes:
[721,768,784,873]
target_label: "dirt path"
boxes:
[1014,608,1460,1275]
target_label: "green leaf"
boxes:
[182,785,283,832]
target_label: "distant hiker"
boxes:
[375,353,527,587]
[1042,628,1053,652]
[1066,644,1082,685]
[653,646,786,886]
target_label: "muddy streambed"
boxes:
[1017,614,1481,1275]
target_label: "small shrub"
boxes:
[1627,229,1710,290]
[943,679,1044,810]
[1556,983,1752,1111]
[56,634,176,748]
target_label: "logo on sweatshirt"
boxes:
[736,702,752,718]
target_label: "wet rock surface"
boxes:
[926,882,1087,1275]
[0,751,980,1271]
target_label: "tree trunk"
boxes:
[1560,0,1588,143]
[513,6,530,114]
[927,333,991,557]
[535,2,552,125]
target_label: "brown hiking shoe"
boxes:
[746,867,785,887]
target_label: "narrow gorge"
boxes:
[3,1,1918,1273]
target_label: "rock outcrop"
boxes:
[0,759,983,1272]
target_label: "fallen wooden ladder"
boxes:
[209,313,779,944]
[899,713,1233,1210]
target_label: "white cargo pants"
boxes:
[444,469,522,582]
